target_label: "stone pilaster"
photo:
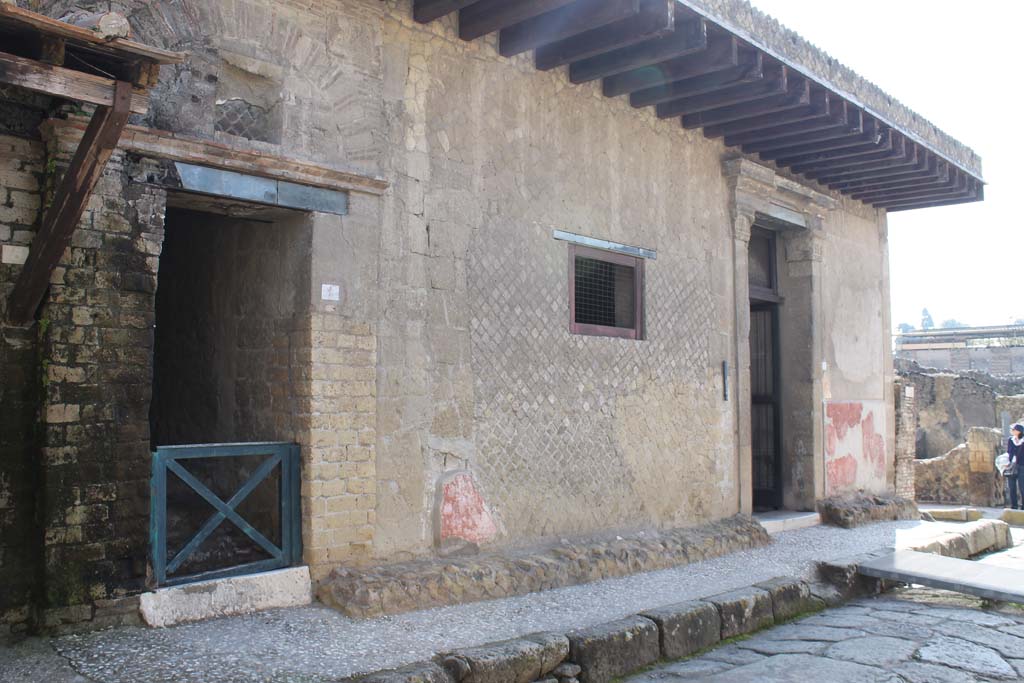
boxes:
[731,212,754,515]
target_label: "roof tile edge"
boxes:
[681,0,983,180]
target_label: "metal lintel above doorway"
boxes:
[174,163,349,216]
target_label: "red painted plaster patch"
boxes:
[439,473,497,545]
[827,454,858,491]
[861,412,887,478]
[827,402,863,441]
[826,424,838,457]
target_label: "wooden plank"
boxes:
[875,185,979,210]
[0,50,148,114]
[756,115,873,160]
[865,174,971,206]
[784,129,897,172]
[884,188,983,212]
[829,155,938,191]
[603,33,738,97]
[683,77,807,128]
[850,167,958,201]
[570,18,706,83]
[655,62,782,119]
[6,82,133,324]
[774,125,888,167]
[832,159,945,193]
[723,101,846,147]
[629,50,760,107]
[500,0,640,57]
[459,0,577,40]
[743,110,864,154]
[413,0,477,23]
[853,176,965,204]
[0,4,183,63]
[536,0,674,70]
[702,86,825,138]
[798,134,905,175]
[814,147,926,184]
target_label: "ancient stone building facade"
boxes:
[0,0,983,634]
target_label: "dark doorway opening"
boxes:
[750,303,782,510]
[749,226,783,511]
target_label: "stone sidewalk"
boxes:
[626,587,1024,682]
[0,519,1013,683]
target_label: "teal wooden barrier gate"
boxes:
[150,442,301,586]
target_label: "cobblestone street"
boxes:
[627,588,1024,682]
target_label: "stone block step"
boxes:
[857,549,1024,604]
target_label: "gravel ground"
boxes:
[0,520,958,682]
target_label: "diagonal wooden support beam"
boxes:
[535,0,674,71]
[500,0,640,57]
[6,81,133,324]
[459,0,577,40]
[413,0,477,24]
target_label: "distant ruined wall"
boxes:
[914,427,1004,507]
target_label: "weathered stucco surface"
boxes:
[1,0,902,630]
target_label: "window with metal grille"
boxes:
[569,244,644,339]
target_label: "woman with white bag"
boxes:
[1004,423,1024,510]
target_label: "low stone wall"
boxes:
[914,427,1005,507]
[816,493,919,528]
[351,576,822,683]
[319,516,770,618]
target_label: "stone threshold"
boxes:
[139,566,312,628]
[753,510,821,535]
[319,516,771,619]
[339,519,1014,683]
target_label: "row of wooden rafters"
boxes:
[413,0,983,212]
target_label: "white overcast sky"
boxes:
[747,0,1023,329]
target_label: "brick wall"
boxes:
[894,379,916,500]
[0,133,45,639]
[35,121,166,629]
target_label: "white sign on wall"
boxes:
[321,284,341,302]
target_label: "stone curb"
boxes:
[999,508,1024,527]
[344,575,822,683]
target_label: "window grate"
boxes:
[574,256,636,329]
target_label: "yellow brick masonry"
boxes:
[296,313,378,581]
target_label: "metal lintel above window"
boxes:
[173,163,349,216]
[553,230,656,260]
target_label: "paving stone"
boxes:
[824,635,918,667]
[762,624,867,642]
[798,612,882,629]
[622,660,731,682]
[917,635,1017,679]
[704,587,774,639]
[872,609,938,625]
[696,653,904,683]
[934,621,1024,658]
[699,643,766,666]
[551,663,581,678]
[567,616,660,683]
[735,637,827,655]
[640,601,719,659]
[890,661,980,683]
[1009,659,1024,678]
[917,608,1017,628]
[860,619,935,641]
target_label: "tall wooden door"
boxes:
[750,304,782,510]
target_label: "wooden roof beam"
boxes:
[629,49,759,107]
[536,0,675,70]
[682,75,807,128]
[723,101,847,147]
[851,168,960,202]
[413,0,477,23]
[6,81,133,324]
[866,174,972,206]
[459,0,577,41]
[814,147,926,184]
[884,186,984,212]
[569,15,706,83]
[756,115,874,160]
[500,0,640,57]
[834,159,946,194]
[703,87,828,138]
[655,61,783,119]
[0,50,149,114]
[786,130,899,173]
[828,155,940,191]
[875,183,979,210]
[603,33,738,97]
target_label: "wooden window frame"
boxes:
[568,243,645,340]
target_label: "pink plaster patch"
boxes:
[826,402,863,441]
[439,473,497,545]
[826,424,838,457]
[826,454,858,490]
[861,412,887,478]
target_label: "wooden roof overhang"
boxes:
[413,0,984,214]
[0,4,185,324]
